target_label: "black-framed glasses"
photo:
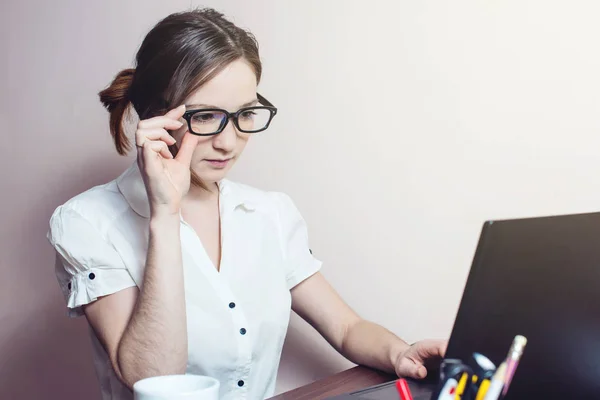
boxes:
[182,93,278,136]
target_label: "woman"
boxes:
[48,8,446,400]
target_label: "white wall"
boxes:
[2,0,600,398]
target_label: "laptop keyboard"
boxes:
[327,380,435,400]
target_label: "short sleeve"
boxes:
[274,193,322,290]
[47,205,137,317]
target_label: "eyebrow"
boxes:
[185,98,259,110]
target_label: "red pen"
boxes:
[395,379,414,400]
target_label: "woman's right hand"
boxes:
[135,105,198,216]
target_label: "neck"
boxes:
[186,180,219,203]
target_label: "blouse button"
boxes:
[240,328,247,335]
[88,273,96,280]
[238,380,245,387]
[67,282,72,290]
[229,302,236,309]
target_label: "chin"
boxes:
[192,164,233,183]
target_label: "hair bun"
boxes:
[99,68,135,112]
[98,68,136,155]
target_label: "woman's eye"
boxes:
[193,113,217,123]
[240,111,256,120]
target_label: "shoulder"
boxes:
[48,179,130,243]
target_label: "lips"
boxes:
[205,158,232,168]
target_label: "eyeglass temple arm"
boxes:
[257,93,274,107]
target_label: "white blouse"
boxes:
[47,162,322,400]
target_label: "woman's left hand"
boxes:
[393,339,448,379]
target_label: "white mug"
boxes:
[133,374,220,400]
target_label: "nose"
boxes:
[212,119,237,152]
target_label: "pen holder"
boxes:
[430,359,474,400]
[433,336,527,400]
[465,353,497,400]
[432,354,502,400]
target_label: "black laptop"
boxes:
[329,212,600,399]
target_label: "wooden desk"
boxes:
[269,366,396,400]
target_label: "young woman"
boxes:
[47,8,446,400]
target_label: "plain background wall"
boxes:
[2,0,600,398]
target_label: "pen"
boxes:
[455,372,468,400]
[483,362,507,400]
[474,378,490,400]
[437,378,459,400]
[395,379,413,400]
[502,335,527,396]
[469,352,496,400]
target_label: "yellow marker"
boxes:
[475,379,491,400]
[455,372,468,400]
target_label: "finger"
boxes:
[411,340,439,359]
[135,128,177,147]
[164,104,186,120]
[438,341,448,358]
[144,140,173,160]
[138,115,184,131]
[418,340,447,359]
[174,132,199,165]
[141,142,162,177]
[396,358,427,379]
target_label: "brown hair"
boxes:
[98,8,262,156]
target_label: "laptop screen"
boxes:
[445,212,600,399]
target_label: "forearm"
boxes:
[118,213,187,386]
[341,319,410,374]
